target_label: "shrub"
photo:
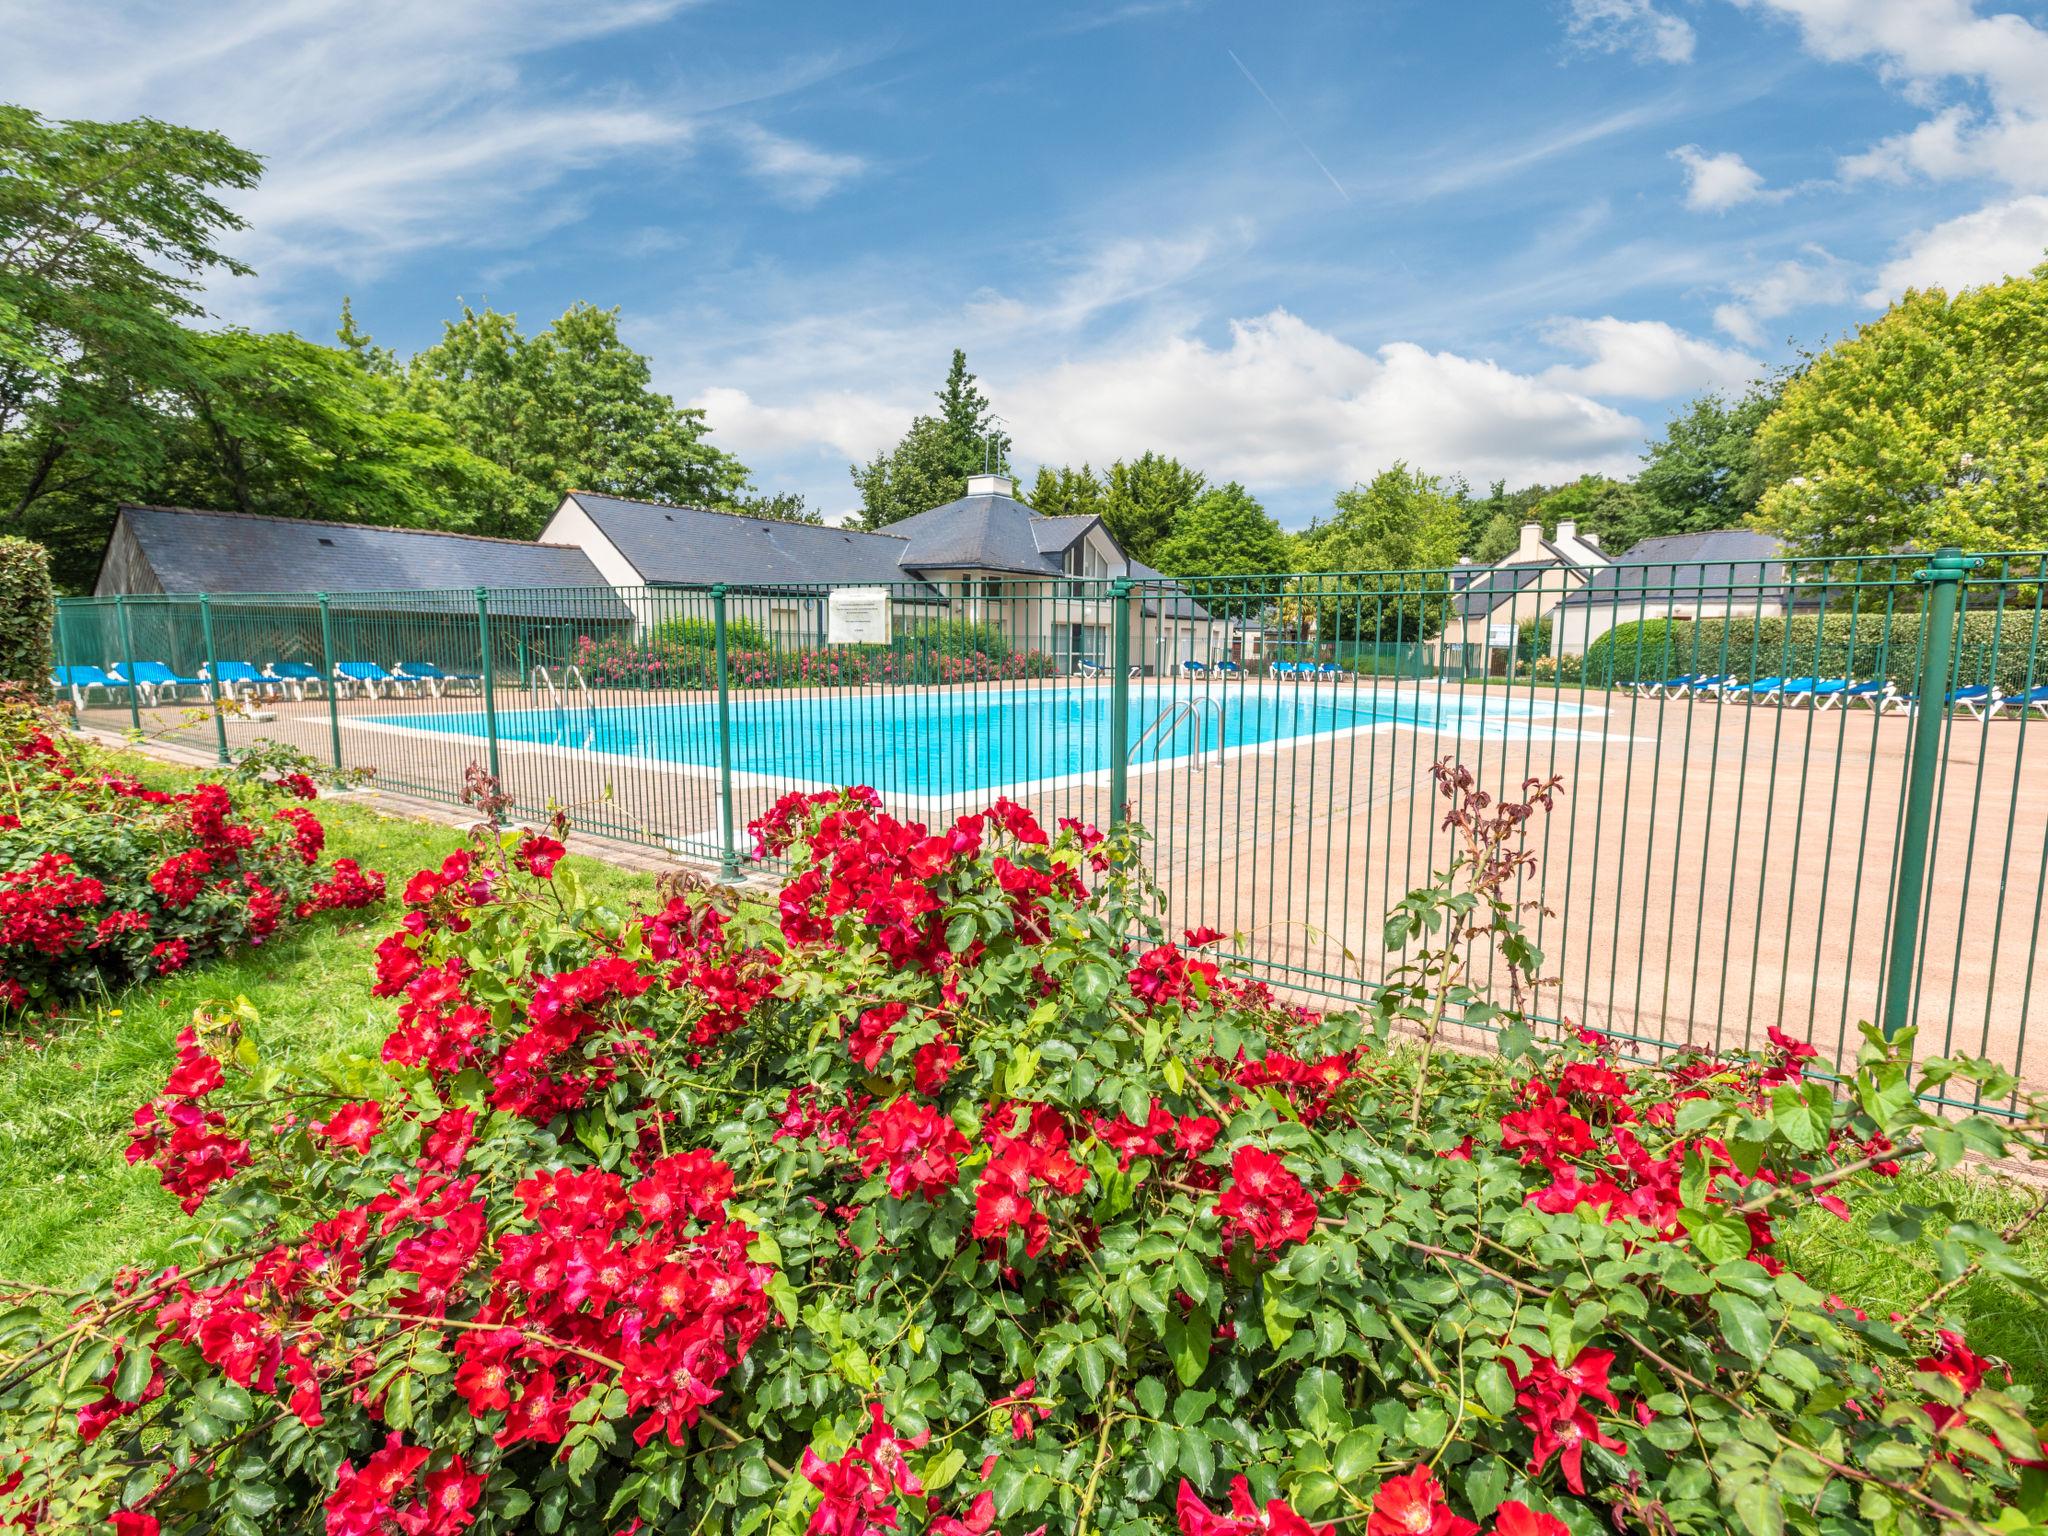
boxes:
[652,615,771,652]
[0,692,386,1014]
[897,618,1012,662]
[1,773,2045,1536]
[0,540,53,693]
[573,633,1056,690]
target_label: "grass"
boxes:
[1780,1165,2048,1390]
[4,752,2046,1400]
[0,751,658,1288]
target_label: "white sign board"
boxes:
[1487,623,1515,647]
[827,587,892,645]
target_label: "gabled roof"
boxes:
[1561,530,1787,608]
[884,491,1065,576]
[558,492,943,599]
[1451,559,1573,619]
[101,505,630,619]
[1128,560,1210,620]
[1029,516,1099,556]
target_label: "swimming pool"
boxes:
[362,684,1584,799]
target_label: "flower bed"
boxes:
[574,633,1058,690]
[0,772,2044,1536]
[0,700,386,1014]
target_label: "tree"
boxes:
[1027,464,1106,520]
[1463,480,1554,562]
[397,302,751,539]
[850,350,1008,529]
[1534,474,1662,554]
[1292,464,1469,637]
[1150,482,1292,617]
[1636,385,1779,537]
[730,489,822,524]
[149,330,512,533]
[0,105,261,579]
[1101,452,1205,564]
[1755,266,2048,555]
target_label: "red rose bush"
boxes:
[2,769,2046,1536]
[0,701,384,1014]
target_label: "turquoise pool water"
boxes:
[368,684,1567,797]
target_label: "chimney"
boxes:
[1517,521,1545,560]
[1556,519,1577,543]
[966,472,1015,498]
[1581,530,1600,549]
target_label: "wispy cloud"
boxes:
[723,123,867,207]
[1225,48,1351,206]
[1562,0,1696,65]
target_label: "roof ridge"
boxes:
[118,503,554,550]
[565,490,909,542]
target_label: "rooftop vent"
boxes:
[965,472,1015,498]
[317,537,336,546]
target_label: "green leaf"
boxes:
[1145,1421,1179,1478]
[1178,1424,1216,1490]
[1464,1459,1510,1521]
[1711,1293,1773,1368]
[1333,1428,1381,1483]
[1681,1206,1753,1265]
[113,1346,155,1404]
[1136,1376,1168,1419]
[1165,1313,1211,1387]
[1730,1477,1786,1536]
[1475,1360,1515,1417]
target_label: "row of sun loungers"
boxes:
[1627,673,2046,719]
[50,661,483,710]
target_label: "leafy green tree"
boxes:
[731,489,821,524]
[1100,452,1204,564]
[398,302,751,538]
[1026,464,1105,520]
[1463,480,1553,561]
[149,330,511,534]
[1755,265,2048,555]
[1535,474,1661,554]
[850,350,1008,529]
[1292,464,1469,637]
[1636,385,1779,537]
[1150,482,1291,617]
[0,106,260,581]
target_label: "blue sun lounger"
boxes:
[393,661,484,697]
[111,661,206,705]
[332,661,413,699]
[50,666,135,711]
[264,662,326,700]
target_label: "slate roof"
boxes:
[1029,516,1098,556]
[1127,560,1211,620]
[884,492,1066,576]
[1561,530,1788,608]
[1451,561,1566,620]
[559,493,944,599]
[102,505,631,620]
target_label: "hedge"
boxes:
[0,540,53,693]
[1578,611,2042,693]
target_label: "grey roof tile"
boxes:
[1562,530,1788,607]
[105,505,630,619]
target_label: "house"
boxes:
[1553,529,1788,658]
[539,476,1215,671]
[87,504,633,677]
[1438,519,1611,669]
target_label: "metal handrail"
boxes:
[1129,696,1224,768]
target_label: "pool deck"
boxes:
[82,673,2048,1095]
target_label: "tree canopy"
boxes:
[1755,264,2048,555]
[1099,452,1205,565]
[391,302,751,539]
[1635,386,1777,538]
[1296,463,1467,574]
[1533,475,1661,553]
[1149,481,1292,616]
[1026,464,1106,521]
[850,350,1007,530]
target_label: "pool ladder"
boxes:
[1130,696,1224,769]
[530,664,596,746]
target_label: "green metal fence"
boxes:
[50,550,2048,1108]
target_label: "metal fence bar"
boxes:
[199,594,228,764]
[712,584,740,880]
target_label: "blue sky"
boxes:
[5,0,2048,528]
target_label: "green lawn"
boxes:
[0,757,657,1287]
[4,754,2046,1398]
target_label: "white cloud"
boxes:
[1563,0,1697,65]
[698,307,1649,509]
[1865,195,2048,302]
[1710,247,1852,345]
[1537,317,1760,397]
[723,123,867,208]
[1732,0,2048,191]
[1671,146,1771,211]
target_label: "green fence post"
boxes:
[1879,546,1977,1041]
[475,588,502,783]
[115,595,142,731]
[711,584,740,880]
[317,594,342,771]
[1107,578,1134,824]
[198,594,229,764]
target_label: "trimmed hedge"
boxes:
[0,540,53,693]
[1579,611,2042,693]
